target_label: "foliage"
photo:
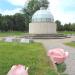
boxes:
[39,0,49,9]
[0,42,58,75]
[55,20,75,31]
[0,13,27,32]
[55,20,64,31]
[71,23,75,31]
[13,13,26,31]
[22,0,40,23]
[22,0,49,25]
[64,23,71,31]
[22,0,41,31]
[23,0,49,17]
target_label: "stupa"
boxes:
[24,5,67,39]
[29,7,56,34]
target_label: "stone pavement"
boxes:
[34,36,75,75]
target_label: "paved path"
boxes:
[34,36,75,75]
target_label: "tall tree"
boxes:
[64,23,71,31]
[71,23,75,31]
[22,0,49,31]
[1,16,8,31]
[23,0,40,22]
[55,20,64,31]
[0,14,2,31]
[22,0,40,31]
[39,0,49,9]
[13,13,25,31]
[23,0,49,17]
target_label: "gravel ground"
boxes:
[34,36,75,75]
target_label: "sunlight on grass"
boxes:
[65,42,75,48]
[0,31,25,37]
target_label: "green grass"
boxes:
[0,42,58,75]
[65,42,75,48]
[0,31,25,37]
[58,31,75,35]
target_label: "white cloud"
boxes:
[0,8,21,15]
[58,12,75,24]
[48,0,75,24]
[7,0,28,6]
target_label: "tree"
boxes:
[13,13,25,31]
[39,0,49,9]
[22,0,40,31]
[0,14,2,25]
[55,20,64,31]
[0,13,29,32]
[5,15,14,31]
[22,0,49,29]
[23,0,40,23]
[23,0,49,18]
[64,23,71,31]
[71,23,75,31]
[0,14,2,31]
[1,16,8,31]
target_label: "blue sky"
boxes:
[60,0,75,12]
[0,0,75,24]
[0,0,27,15]
[0,0,22,10]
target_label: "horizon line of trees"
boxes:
[0,13,75,32]
[55,20,75,31]
[0,13,29,32]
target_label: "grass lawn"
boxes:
[0,31,25,37]
[0,42,58,75]
[58,31,75,35]
[65,42,75,48]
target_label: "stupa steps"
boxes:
[22,34,70,39]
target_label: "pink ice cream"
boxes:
[7,64,28,75]
[47,48,69,64]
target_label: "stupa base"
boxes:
[22,34,70,39]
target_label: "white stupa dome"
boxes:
[32,7,54,23]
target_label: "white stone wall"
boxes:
[29,23,56,34]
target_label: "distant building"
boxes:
[29,7,56,34]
